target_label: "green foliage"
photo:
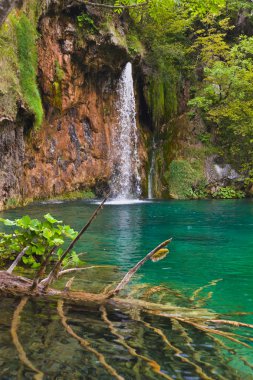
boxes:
[12,13,43,128]
[197,132,212,145]
[0,15,20,119]
[189,34,253,174]
[191,179,209,199]
[77,12,97,32]
[126,31,144,55]
[165,159,205,199]
[212,186,245,199]
[189,15,231,68]
[0,214,80,269]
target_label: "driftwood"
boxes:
[41,195,108,290]
[0,238,174,305]
[7,246,29,274]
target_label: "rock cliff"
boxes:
[0,1,149,209]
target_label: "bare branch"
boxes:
[7,247,29,274]
[58,265,114,278]
[108,238,172,297]
[208,319,253,329]
[31,246,56,291]
[42,195,109,290]
[100,305,173,380]
[64,276,75,291]
[141,318,214,380]
[11,297,44,380]
[57,299,124,380]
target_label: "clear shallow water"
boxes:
[0,199,253,379]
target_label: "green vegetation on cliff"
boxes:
[0,1,43,127]
[114,0,253,195]
[12,13,43,127]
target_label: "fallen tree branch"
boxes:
[141,318,214,380]
[42,195,109,290]
[169,316,252,349]
[11,297,44,380]
[208,319,253,329]
[31,247,56,290]
[57,299,124,380]
[100,305,173,380]
[108,238,172,297]
[7,247,29,274]
[57,265,115,278]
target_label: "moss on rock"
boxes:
[0,0,43,128]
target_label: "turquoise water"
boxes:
[0,199,253,379]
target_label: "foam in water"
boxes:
[110,62,141,202]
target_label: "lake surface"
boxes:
[0,199,253,379]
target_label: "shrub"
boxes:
[0,214,81,269]
[77,12,97,32]
[212,186,245,199]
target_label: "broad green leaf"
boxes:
[44,213,62,224]
[0,218,16,226]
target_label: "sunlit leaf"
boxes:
[44,213,62,224]
[151,248,169,262]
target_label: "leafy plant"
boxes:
[77,12,97,32]
[0,214,81,269]
[212,186,245,199]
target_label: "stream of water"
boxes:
[110,62,141,201]
[0,199,253,379]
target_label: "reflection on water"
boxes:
[1,296,252,380]
[0,199,253,379]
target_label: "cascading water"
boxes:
[148,139,155,199]
[110,62,141,200]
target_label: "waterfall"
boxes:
[148,141,155,199]
[110,62,141,200]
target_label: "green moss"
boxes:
[146,76,178,128]
[12,13,43,128]
[50,61,65,110]
[55,61,65,81]
[0,14,20,119]
[50,190,95,201]
[52,81,62,109]
[165,158,206,199]
[5,197,21,209]
[127,32,145,56]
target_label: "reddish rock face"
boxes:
[21,13,148,201]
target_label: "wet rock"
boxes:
[205,155,240,186]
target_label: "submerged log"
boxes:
[0,270,216,319]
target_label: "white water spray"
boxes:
[110,62,141,200]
